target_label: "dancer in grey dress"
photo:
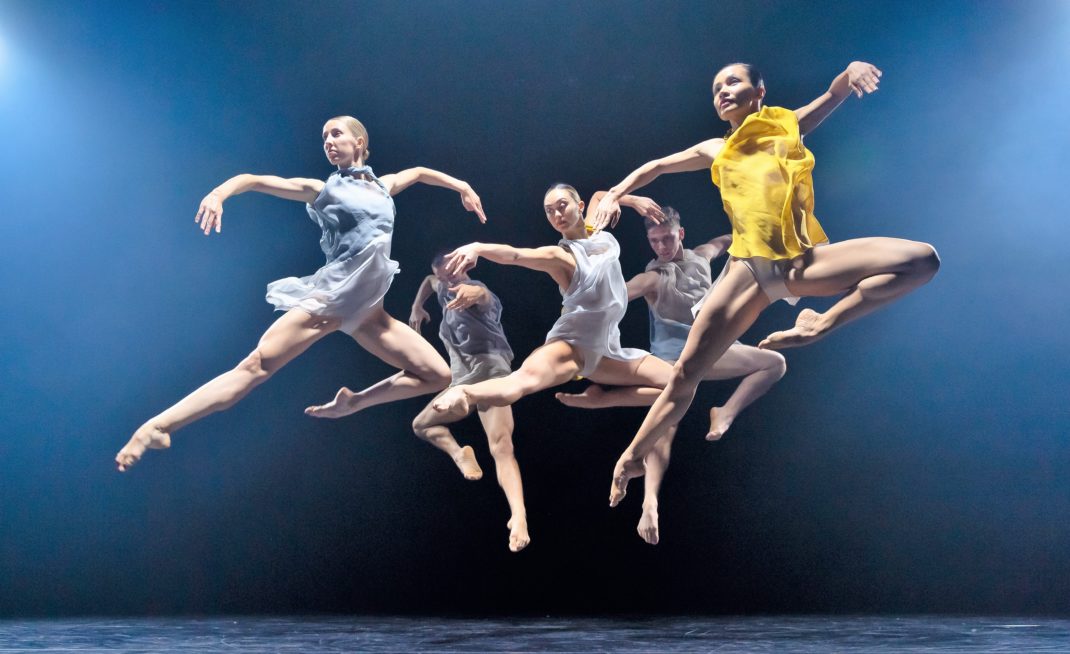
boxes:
[116,115,487,471]
[408,256,528,551]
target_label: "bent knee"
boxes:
[909,242,941,278]
[487,433,515,458]
[763,350,788,379]
[237,349,275,381]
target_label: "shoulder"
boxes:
[693,137,726,159]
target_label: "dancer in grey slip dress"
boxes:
[407,254,529,551]
[426,184,679,544]
[116,116,487,471]
[555,200,787,544]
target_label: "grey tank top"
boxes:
[306,165,396,264]
[436,279,513,360]
[646,249,712,360]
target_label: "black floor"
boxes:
[1,615,1068,652]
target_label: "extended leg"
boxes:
[638,425,675,545]
[431,340,583,415]
[116,309,337,471]
[478,405,529,552]
[610,262,769,506]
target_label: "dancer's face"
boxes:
[712,65,765,123]
[543,189,585,234]
[322,119,366,168]
[646,223,685,262]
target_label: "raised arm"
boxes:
[195,174,325,235]
[590,139,723,232]
[378,166,487,223]
[625,271,661,303]
[794,61,882,136]
[444,242,575,290]
[408,274,438,334]
[692,234,732,262]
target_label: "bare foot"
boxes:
[758,308,831,350]
[452,445,483,481]
[431,386,471,416]
[507,515,530,552]
[304,387,364,419]
[609,456,645,507]
[706,406,735,441]
[115,424,172,472]
[555,384,606,409]
[637,504,660,545]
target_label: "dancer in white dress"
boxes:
[428,184,679,544]
[408,254,530,552]
[116,116,486,471]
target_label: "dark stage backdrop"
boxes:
[0,0,1067,617]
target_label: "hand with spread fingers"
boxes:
[446,284,486,311]
[445,243,481,276]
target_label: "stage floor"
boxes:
[1,615,1068,652]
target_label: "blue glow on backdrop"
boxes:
[0,0,1067,616]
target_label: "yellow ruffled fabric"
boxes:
[711,106,828,260]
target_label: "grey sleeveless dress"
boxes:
[265,165,399,333]
[645,249,712,361]
[435,279,513,385]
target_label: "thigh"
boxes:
[702,342,781,380]
[476,404,515,437]
[589,354,673,388]
[678,260,769,378]
[255,309,339,369]
[786,237,933,297]
[512,340,585,391]
[350,305,447,375]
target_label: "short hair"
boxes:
[718,62,765,89]
[544,183,581,204]
[644,206,681,231]
[327,115,371,161]
[431,249,452,269]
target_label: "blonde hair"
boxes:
[328,115,371,161]
[544,183,581,203]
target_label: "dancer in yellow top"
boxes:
[591,62,941,506]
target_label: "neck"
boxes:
[560,224,588,240]
[728,105,760,131]
[337,157,366,171]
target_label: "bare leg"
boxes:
[411,393,483,480]
[760,237,939,349]
[478,405,529,552]
[432,341,583,414]
[638,425,675,545]
[116,309,338,471]
[305,306,451,417]
[610,262,770,506]
[702,344,787,441]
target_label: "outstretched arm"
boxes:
[590,139,723,232]
[795,61,882,136]
[378,167,487,223]
[408,274,438,334]
[692,234,732,262]
[195,174,325,235]
[626,271,660,302]
[445,242,575,290]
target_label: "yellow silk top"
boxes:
[711,106,828,260]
